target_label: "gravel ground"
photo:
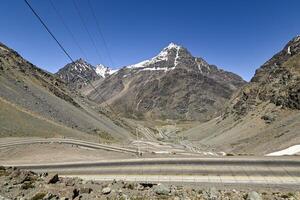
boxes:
[0,166,300,200]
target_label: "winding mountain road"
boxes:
[0,138,138,154]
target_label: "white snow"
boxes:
[95,64,118,78]
[174,46,180,66]
[126,42,182,70]
[166,42,181,49]
[266,144,300,156]
[127,60,151,69]
[140,67,175,72]
[287,46,291,55]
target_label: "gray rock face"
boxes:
[86,43,246,121]
[246,191,262,200]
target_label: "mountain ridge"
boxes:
[84,43,246,121]
[183,35,300,155]
[56,58,117,90]
[0,42,133,141]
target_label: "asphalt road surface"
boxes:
[1,138,300,187]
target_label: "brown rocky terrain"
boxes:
[84,43,246,121]
[1,167,299,200]
[225,35,300,117]
[0,42,133,142]
[183,36,300,155]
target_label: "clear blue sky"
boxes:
[1,0,299,81]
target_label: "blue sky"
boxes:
[1,0,299,81]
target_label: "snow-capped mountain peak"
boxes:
[95,64,118,78]
[67,58,94,72]
[126,42,190,70]
[165,42,182,50]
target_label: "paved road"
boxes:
[9,157,300,187]
[1,138,299,187]
[0,138,138,154]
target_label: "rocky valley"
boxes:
[0,36,300,199]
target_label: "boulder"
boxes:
[246,191,262,200]
[102,187,111,195]
[45,174,59,184]
[153,183,170,195]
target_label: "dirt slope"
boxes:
[0,42,133,142]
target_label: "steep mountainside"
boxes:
[56,58,100,90]
[85,43,246,121]
[183,36,300,155]
[0,42,132,142]
[56,59,118,90]
[225,36,300,117]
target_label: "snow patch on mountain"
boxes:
[95,64,118,78]
[127,42,182,70]
[69,59,94,72]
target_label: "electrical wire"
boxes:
[87,0,115,67]
[49,0,88,61]
[71,0,103,64]
[24,0,119,119]
[24,0,74,62]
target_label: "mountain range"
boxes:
[56,58,117,90]
[63,43,246,121]
[0,36,299,154]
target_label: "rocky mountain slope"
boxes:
[183,36,300,155]
[0,42,132,142]
[84,43,246,121]
[56,58,100,90]
[56,59,117,90]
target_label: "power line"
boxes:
[24,0,120,120]
[87,0,115,67]
[72,0,103,64]
[49,0,88,61]
[70,0,120,118]
[24,0,74,62]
